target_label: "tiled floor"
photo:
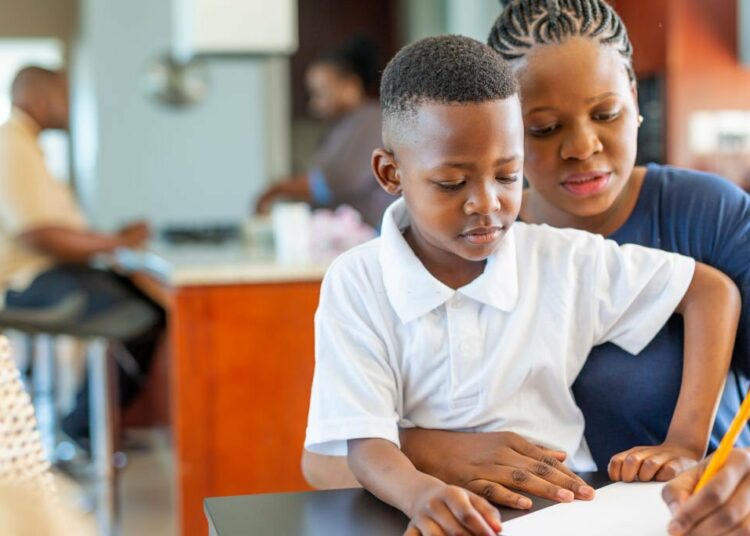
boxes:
[58,428,175,536]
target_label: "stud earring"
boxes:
[637,114,644,127]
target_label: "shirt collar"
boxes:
[379,197,519,324]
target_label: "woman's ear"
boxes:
[372,148,402,196]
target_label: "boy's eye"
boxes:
[528,123,558,137]
[592,109,621,122]
[435,181,465,192]
[496,175,519,184]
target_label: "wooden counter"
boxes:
[126,243,328,536]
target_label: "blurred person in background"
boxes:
[255,36,392,229]
[0,66,164,451]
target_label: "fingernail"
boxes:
[557,489,574,501]
[517,497,532,509]
[668,520,684,535]
[578,485,595,498]
[668,502,679,514]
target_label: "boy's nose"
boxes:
[464,187,501,215]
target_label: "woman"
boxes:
[255,37,392,229]
[303,0,750,510]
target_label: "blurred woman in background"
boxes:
[255,36,391,229]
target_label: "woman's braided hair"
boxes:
[488,0,635,81]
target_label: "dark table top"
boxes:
[204,473,611,535]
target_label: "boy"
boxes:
[305,36,740,535]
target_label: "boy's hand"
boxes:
[609,442,700,482]
[404,482,501,536]
[400,429,595,508]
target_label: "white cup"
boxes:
[271,202,312,264]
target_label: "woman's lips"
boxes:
[560,172,611,197]
[460,226,503,245]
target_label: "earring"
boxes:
[637,114,644,127]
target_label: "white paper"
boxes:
[502,482,670,535]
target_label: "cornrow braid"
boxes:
[489,0,635,81]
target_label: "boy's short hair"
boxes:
[380,34,519,146]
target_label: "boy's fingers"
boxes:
[468,492,503,533]
[429,501,471,536]
[444,492,496,536]
[403,522,421,536]
[413,516,447,536]
[662,464,702,507]
[466,479,532,509]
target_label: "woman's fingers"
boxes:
[676,474,750,536]
[466,479,533,509]
[666,450,750,535]
[512,443,593,499]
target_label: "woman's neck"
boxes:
[521,166,647,237]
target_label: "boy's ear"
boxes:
[372,148,402,196]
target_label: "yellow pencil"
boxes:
[694,388,750,493]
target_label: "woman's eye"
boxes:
[529,124,558,137]
[593,110,621,121]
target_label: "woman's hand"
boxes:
[608,442,700,482]
[400,429,594,509]
[662,448,750,535]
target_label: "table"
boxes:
[204,473,612,535]
[121,242,329,536]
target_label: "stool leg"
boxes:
[88,338,120,536]
[32,334,57,463]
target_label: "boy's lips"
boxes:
[560,171,611,197]
[460,226,503,245]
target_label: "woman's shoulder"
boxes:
[644,163,749,204]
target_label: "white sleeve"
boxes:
[592,238,695,355]
[304,263,401,456]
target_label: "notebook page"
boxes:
[502,482,670,535]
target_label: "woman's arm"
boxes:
[609,262,741,481]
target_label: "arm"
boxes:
[254,175,312,214]
[348,438,501,536]
[19,221,150,263]
[610,262,741,482]
[301,450,360,489]
[300,430,595,506]
[662,448,750,535]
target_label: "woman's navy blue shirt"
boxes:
[572,164,750,469]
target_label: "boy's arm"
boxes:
[610,262,741,482]
[348,438,501,536]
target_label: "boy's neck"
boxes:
[403,227,487,290]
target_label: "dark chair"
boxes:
[0,294,158,536]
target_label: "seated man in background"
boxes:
[254,37,392,229]
[0,66,164,449]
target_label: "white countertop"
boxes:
[114,242,329,287]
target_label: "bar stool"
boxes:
[0,295,159,536]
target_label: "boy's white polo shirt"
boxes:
[305,198,695,471]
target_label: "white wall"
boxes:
[73,0,290,229]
